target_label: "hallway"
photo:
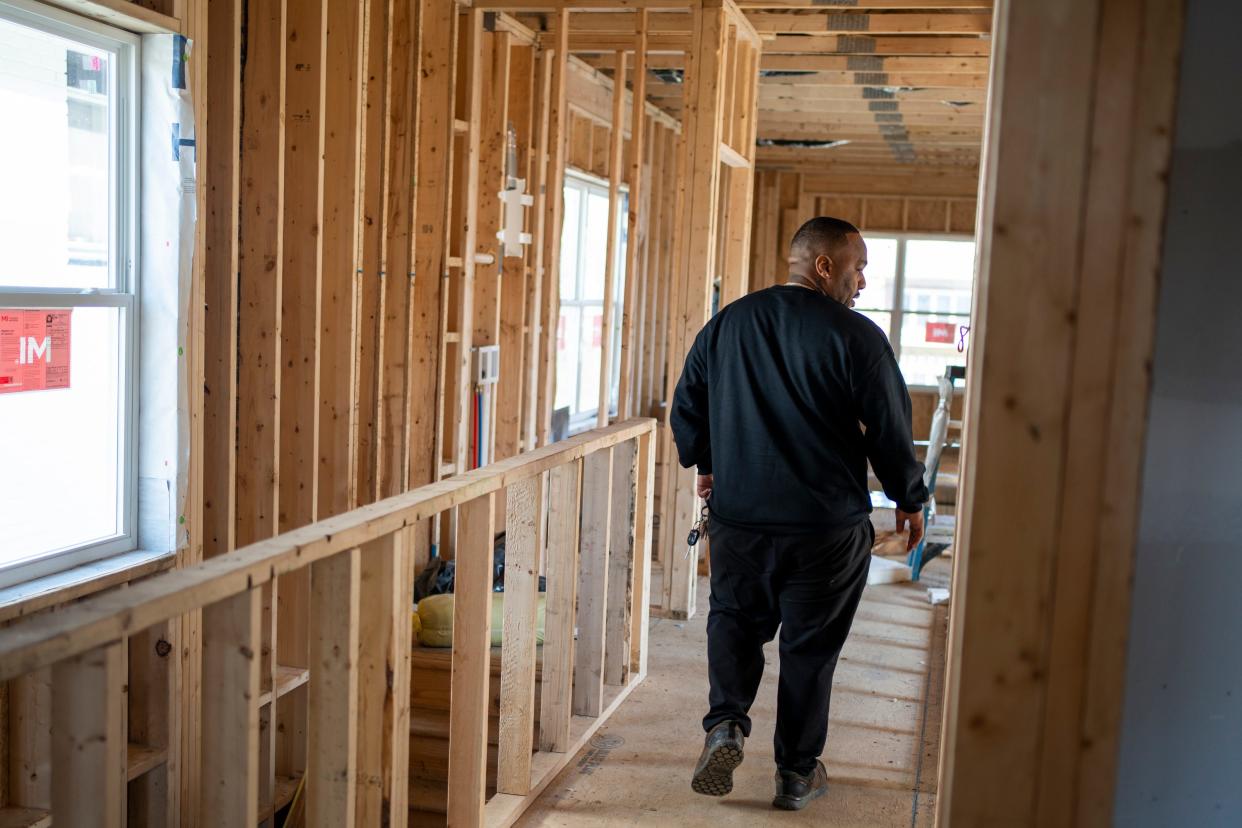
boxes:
[517,561,950,827]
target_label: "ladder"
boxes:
[909,364,965,580]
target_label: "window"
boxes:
[854,235,974,387]
[555,173,628,433]
[0,2,139,587]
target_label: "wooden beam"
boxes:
[938,0,1185,824]
[523,46,554,452]
[474,31,511,354]
[203,0,241,559]
[7,670,52,811]
[307,548,361,826]
[604,438,637,685]
[597,49,628,427]
[238,0,288,800]
[378,0,422,500]
[574,448,612,715]
[760,115,983,133]
[39,0,181,32]
[591,121,611,177]
[787,166,981,196]
[762,34,990,56]
[0,420,655,683]
[181,1,209,819]
[760,54,987,73]
[747,11,992,35]
[581,50,683,72]
[660,0,728,619]
[354,0,392,507]
[759,69,988,91]
[51,643,125,827]
[617,10,648,421]
[497,42,536,462]
[273,5,328,800]
[452,8,486,473]
[235,0,286,549]
[279,0,327,533]
[539,460,581,752]
[563,31,689,52]
[719,41,759,308]
[757,95,985,113]
[473,29,512,468]
[564,10,690,32]
[536,11,571,446]
[201,590,261,827]
[639,125,667,410]
[497,476,546,794]
[759,81,987,102]
[632,118,657,413]
[494,40,534,466]
[317,0,367,519]
[629,431,655,674]
[446,494,496,826]
[409,0,456,497]
[652,126,676,411]
[354,531,412,824]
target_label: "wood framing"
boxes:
[409,0,456,499]
[0,421,656,828]
[616,11,648,420]
[202,0,241,560]
[377,0,423,501]
[317,0,367,520]
[354,0,392,507]
[657,0,759,617]
[235,0,286,550]
[937,0,1185,824]
[595,50,627,427]
[535,10,571,446]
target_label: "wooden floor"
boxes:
[514,558,951,827]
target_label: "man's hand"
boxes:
[896,508,925,552]
[697,474,714,499]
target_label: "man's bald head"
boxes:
[787,216,869,308]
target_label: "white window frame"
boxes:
[860,231,973,390]
[0,0,140,589]
[559,170,628,435]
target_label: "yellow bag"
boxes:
[415,592,546,648]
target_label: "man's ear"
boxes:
[816,253,833,278]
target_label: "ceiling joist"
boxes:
[746,11,992,35]
[761,35,990,56]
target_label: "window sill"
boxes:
[0,548,176,625]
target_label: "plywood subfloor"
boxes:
[516,558,951,828]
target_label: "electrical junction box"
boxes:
[473,345,500,386]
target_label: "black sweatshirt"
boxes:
[670,284,928,535]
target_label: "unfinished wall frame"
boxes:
[654,0,760,618]
[937,0,1185,825]
[0,420,656,828]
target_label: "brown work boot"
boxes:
[773,760,828,810]
[691,721,745,796]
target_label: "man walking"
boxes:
[671,217,928,810]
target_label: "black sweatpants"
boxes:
[703,518,873,775]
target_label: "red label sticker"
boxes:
[925,321,955,344]
[0,309,72,394]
